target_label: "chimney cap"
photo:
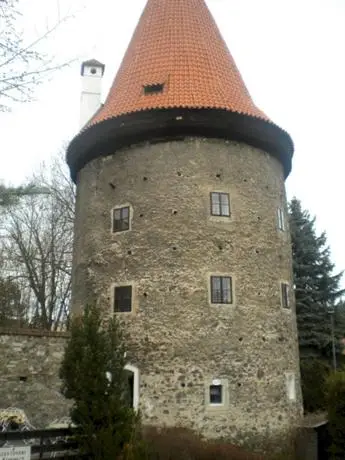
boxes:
[81,59,105,76]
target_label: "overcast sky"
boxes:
[1,0,344,284]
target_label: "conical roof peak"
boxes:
[67,0,293,181]
[88,0,269,126]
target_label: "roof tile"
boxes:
[87,0,270,128]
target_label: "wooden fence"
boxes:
[0,427,84,459]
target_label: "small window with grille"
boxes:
[209,384,223,405]
[114,286,132,313]
[211,276,233,304]
[112,206,130,233]
[210,192,230,217]
[281,283,290,309]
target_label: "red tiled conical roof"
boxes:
[67,0,293,182]
[88,0,270,127]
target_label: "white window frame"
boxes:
[110,282,137,315]
[209,380,223,406]
[110,203,133,234]
[277,207,285,231]
[124,364,140,410]
[210,192,231,217]
[107,364,140,411]
[205,378,229,410]
[285,372,296,402]
[210,275,233,305]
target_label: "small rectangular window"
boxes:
[277,207,285,231]
[210,192,230,217]
[143,83,164,95]
[281,283,289,308]
[286,373,296,401]
[209,385,223,404]
[114,286,132,313]
[211,276,232,304]
[113,207,130,233]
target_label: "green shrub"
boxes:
[325,370,345,459]
[300,358,331,412]
[59,304,138,460]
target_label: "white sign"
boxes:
[0,446,30,460]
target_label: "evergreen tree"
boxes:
[325,371,345,459]
[59,304,138,459]
[289,198,344,359]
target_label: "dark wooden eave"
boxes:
[66,108,293,183]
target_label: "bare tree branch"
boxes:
[0,153,75,329]
[0,0,80,111]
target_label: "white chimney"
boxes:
[79,59,105,129]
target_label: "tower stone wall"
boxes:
[71,137,302,444]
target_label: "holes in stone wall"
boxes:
[177,171,182,176]
[239,337,243,342]
[143,292,148,297]
[139,214,144,218]
[237,382,242,387]
[262,337,266,341]
[143,176,148,181]
[127,250,132,255]
[218,245,223,251]
[257,369,264,379]
[181,382,186,388]
[172,210,178,215]
[19,376,27,382]
[216,173,221,179]
[255,249,260,254]
[109,182,116,189]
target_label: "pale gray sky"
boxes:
[1,0,344,283]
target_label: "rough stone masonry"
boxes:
[0,328,70,428]
[0,139,303,447]
[71,138,303,445]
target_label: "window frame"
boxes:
[209,384,223,406]
[210,275,233,305]
[277,207,286,231]
[281,282,290,309]
[205,378,229,410]
[114,285,133,313]
[285,372,296,402]
[210,192,231,217]
[112,206,130,233]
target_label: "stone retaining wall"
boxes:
[0,328,70,428]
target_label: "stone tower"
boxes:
[67,0,302,447]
